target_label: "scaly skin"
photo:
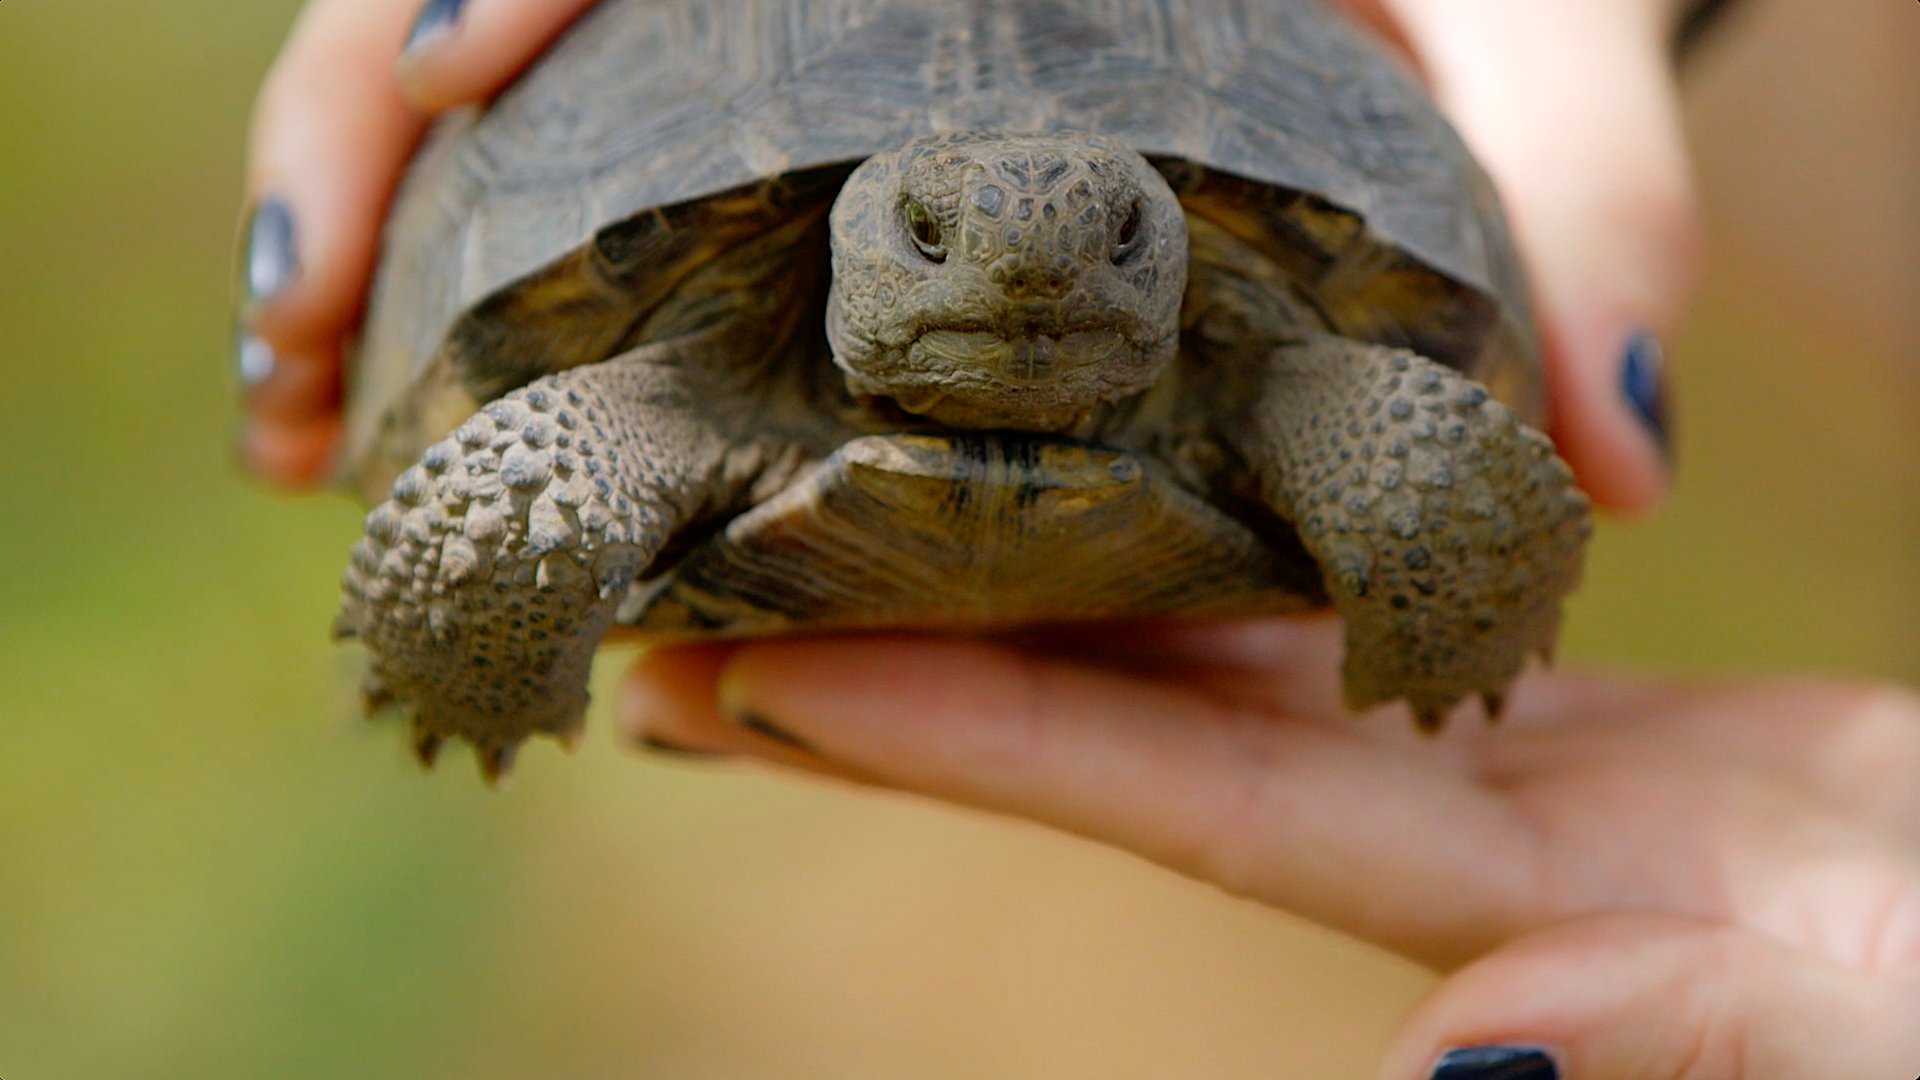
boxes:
[826,132,1187,432]
[1221,335,1591,729]
[336,347,743,780]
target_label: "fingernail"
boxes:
[734,711,815,753]
[1620,330,1671,461]
[404,0,468,54]
[241,196,299,308]
[638,736,728,760]
[237,333,276,388]
[1429,1045,1559,1080]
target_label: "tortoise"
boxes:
[335,0,1591,782]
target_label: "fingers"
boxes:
[237,332,342,487]
[621,634,1542,968]
[993,618,1677,751]
[620,630,1920,983]
[1383,0,1702,514]
[238,409,342,490]
[396,0,603,113]
[986,616,1355,726]
[1478,681,1920,843]
[618,643,880,785]
[1378,912,1920,1080]
[241,0,428,486]
[239,0,601,488]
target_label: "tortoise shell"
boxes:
[331,0,1591,778]
[342,0,1537,495]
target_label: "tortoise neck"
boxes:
[1179,211,1331,351]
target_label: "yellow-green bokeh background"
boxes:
[0,2,1912,1076]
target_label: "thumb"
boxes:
[1387,0,1702,513]
[1378,912,1918,1080]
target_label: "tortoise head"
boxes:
[826,132,1187,432]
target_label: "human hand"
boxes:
[236,0,603,485]
[621,621,1920,1078]
[236,0,1715,511]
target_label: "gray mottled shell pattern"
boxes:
[348,0,1534,467]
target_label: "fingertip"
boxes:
[243,0,427,352]
[1530,166,1701,515]
[1545,321,1674,516]
[621,642,864,775]
[234,325,343,492]
[231,192,331,353]
[239,412,342,490]
[1383,1,1702,515]
[394,0,602,113]
[1376,912,1911,1080]
[716,636,1042,743]
[400,0,466,57]
[392,46,465,114]
[616,643,732,744]
[1416,1046,1560,1080]
[709,638,864,754]
[1376,915,1698,1080]
[234,196,300,321]
[239,7,426,485]
[240,336,341,425]
[241,144,412,359]
[710,635,1101,788]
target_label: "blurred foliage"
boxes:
[0,1,1910,1077]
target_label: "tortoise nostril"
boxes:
[1112,200,1144,264]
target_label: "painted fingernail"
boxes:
[734,711,815,753]
[1429,1045,1558,1080]
[638,735,727,760]
[1621,330,1671,460]
[237,333,276,388]
[404,0,469,53]
[241,196,299,308]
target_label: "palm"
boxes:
[635,620,1920,972]
[628,621,1920,1074]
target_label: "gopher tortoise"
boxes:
[335,0,1591,781]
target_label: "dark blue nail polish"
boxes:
[405,0,469,53]
[1429,1045,1559,1080]
[242,197,299,307]
[1621,330,1671,459]
[735,711,814,753]
[237,332,276,388]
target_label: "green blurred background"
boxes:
[0,2,1912,1076]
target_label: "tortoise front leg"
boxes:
[335,344,755,781]
[1221,334,1591,730]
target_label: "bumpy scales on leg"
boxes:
[335,347,742,781]
[1226,335,1591,730]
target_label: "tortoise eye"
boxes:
[1112,201,1144,263]
[903,197,946,262]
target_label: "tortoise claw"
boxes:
[1480,691,1508,725]
[410,723,445,770]
[477,744,519,788]
[360,676,395,719]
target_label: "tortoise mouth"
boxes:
[838,319,1170,433]
[908,327,1132,384]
